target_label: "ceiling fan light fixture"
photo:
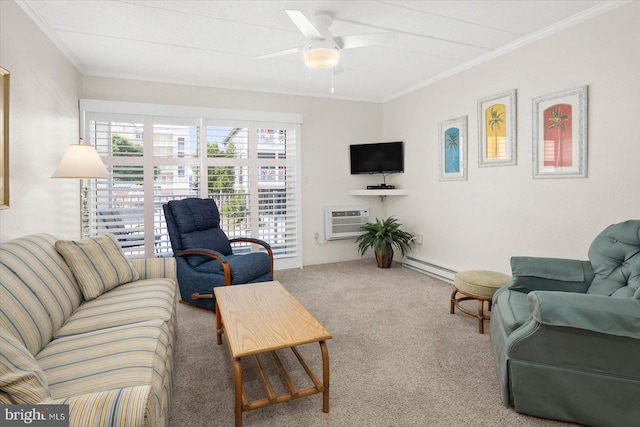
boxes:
[304,47,340,69]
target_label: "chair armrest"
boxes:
[229,237,275,278]
[230,237,272,253]
[177,248,228,264]
[508,256,594,293]
[528,291,640,339]
[130,257,176,281]
[177,248,231,286]
[50,385,152,427]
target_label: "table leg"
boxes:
[233,358,243,427]
[216,302,222,345]
[319,340,330,413]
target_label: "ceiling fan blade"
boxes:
[336,32,398,50]
[256,47,303,60]
[285,10,323,39]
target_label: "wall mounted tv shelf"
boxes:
[350,189,409,196]
[350,189,409,202]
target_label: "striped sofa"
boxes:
[0,234,177,427]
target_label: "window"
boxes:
[81,100,302,269]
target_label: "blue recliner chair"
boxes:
[490,219,640,427]
[163,198,274,310]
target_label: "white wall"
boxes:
[0,1,82,242]
[80,77,385,266]
[383,2,640,274]
[4,1,638,272]
[0,0,384,266]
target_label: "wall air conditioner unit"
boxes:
[324,205,370,241]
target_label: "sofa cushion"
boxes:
[37,320,170,426]
[0,234,83,354]
[52,385,154,427]
[55,278,176,338]
[55,233,140,300]
[0,328,52,404]
[587,220,640,298]
[492,289,531,335]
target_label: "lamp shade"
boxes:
[52,144,108,179]
[304,48,340,69]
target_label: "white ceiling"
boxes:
[20,0,620,102]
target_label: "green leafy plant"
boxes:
[355,216,414,268]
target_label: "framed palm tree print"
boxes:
[439,116,467,181]
[477,89,516,167]
[532,86,588,178]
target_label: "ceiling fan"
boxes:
[257,10,398,72]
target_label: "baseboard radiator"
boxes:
[402,256,457,284]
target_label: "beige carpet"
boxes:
[168,260,577,426]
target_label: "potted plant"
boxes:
[355,216,414,268]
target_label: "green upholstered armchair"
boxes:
[490,220,640,427]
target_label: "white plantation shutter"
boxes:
[256,126,299,260]
[202,122,300,266]
[82,101,302,268]
[90,118,148,258]
[205,124,251,240]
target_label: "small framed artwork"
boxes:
[439,116,467,181]
[532,86,588,179]
[477,89,516,167]
[0,66,9,210]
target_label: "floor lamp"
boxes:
[52,139,108,237]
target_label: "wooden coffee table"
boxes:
[214,281,332,426]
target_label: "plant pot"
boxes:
[375,248,394,268]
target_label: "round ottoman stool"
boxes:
[450,270,511,334]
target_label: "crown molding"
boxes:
[16,0,86,73]
[384,0,632,103]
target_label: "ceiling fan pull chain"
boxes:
[331,67,335,94]
[307,45,312,83]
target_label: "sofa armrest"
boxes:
[50,386,153,427]
[528,291,640,339]
[508,256,594,293]
[130,257,176,281]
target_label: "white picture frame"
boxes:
[532,86,588,179]
[439,116,467,181]
[477,89,517,167]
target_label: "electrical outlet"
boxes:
[415,234,423,245]
[409,231,423,245]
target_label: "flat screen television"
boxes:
[350,141,404,175]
